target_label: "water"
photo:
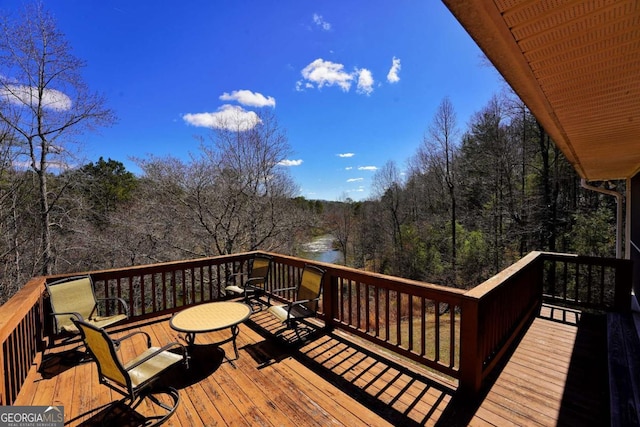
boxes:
[299,234,342,264]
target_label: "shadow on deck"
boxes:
[435,304,609,426]
[246,309,458,426]
[23,304,609,426]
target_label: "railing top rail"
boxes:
[263,251,467,302]
[538,251,633,267]
[44,252,259,282]
[464,251,544,300]
[0,276,46,344]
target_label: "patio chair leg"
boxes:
[101,388,180,427]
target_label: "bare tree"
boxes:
[137,110,302,257]
[198,109,300,255]
[372,160,405,274]
[0,124,28,302]
[417,98,459,279]
[0,3,115,274]
[326,195,355,265]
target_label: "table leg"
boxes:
[230,324,240,360]
[185,332,196,346]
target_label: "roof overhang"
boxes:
[442,0,640,181]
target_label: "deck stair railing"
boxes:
[0,250,632,404]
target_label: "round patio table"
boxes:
[170,301,252,364]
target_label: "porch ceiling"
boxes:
[442,0,640,181]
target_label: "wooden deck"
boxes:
[461,305,609,426]
[15,304,609,426]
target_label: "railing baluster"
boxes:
[140,275,146,315]
[339,277,345,322]
[450,304,455,368]
[151,273,157,313]
[347,278,352,326]
[575,263,580,304]
[385,288,390,342]
[375,286,380,337]
[600,265,605,305]
[365,284,371,334]
[408,295,414,351]
[562,261,568,301]
[356,281,361,330]
[396,291,401,347]
[435,301,441,363]
[421,298,426,357]
[587,263,592,304]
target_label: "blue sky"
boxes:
[5,1,503,201]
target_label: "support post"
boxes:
[459,295,481,395]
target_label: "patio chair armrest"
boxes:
[289,297,319,306]
[287,296,319,308]
[267,286,297,304]
[97,296,130,316]
[285,296,321,316]
[113,330,152,348]
[125,341,189,371]
[271,286,297,294]
[50,311,84,321]
[225,272,246,283]
[245,277,266,285]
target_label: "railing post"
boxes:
[614,259,633,312]
[459,295,481,395]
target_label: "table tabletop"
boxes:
[170,301,252,334]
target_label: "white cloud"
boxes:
[219,90,276,108]
[0,83,72,111]
[346,187,365,193]
[13,159,67,171]
[387,57,401,83]
[347,178,363,182]
[300,59,353,92]
[295,80,316,92]
[278,159,303,166]
[183,105,260,131]
[358,166,378,171]
[338,153,355,158]
[345,166,353,170]
[356,68,374,95]
[313,13,332,31]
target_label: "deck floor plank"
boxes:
[296,329,451,425]
[15,306,608,426]
[469,314,608,427]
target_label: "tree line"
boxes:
[0,4,318,303]
[323,95,618,288]
[0,3,618,303]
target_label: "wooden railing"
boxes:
[0,276,45,406]
[0,250,632,404]
[457,251,632,394]
[265,253,466,378]
[0,253,256,405]
[540,252,632,312]
[88,253,255,319]
[459,252,544,394]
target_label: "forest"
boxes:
[0,4,618,304]
[0,93,619,304]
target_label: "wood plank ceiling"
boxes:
[442,0,640,181]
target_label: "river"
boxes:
[298,234,342,264]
